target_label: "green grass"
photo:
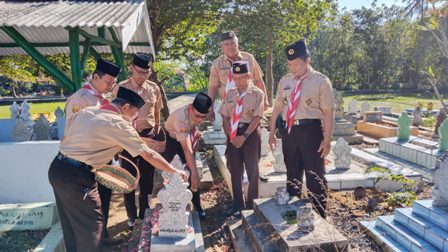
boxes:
[343,94,443,114]
[0,102,65,119]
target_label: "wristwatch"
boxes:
[243,132,249,139]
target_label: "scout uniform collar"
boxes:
[236,82,255,95]
[100,103,120,114]
[223,52,242,62]
[84,82,103,97]
[294,66,314,80]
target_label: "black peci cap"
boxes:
[95,58,121,77]
[192,92,212,114]
[284,39,309,61]
[117,86,145,109]
[232,61,249,74]
[132,52,153,69]
[220,31,236,42]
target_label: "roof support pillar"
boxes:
[69,29,82,90]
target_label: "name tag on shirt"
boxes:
[283,86,291,91]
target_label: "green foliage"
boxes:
[0,55,38,84]
[366,166,416,191]
[422,115,436,127]
[281,210,297,225]
[387,191,417,207]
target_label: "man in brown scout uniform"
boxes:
[63,58,120,241]
[208,31,268,120]
[116,53,164,228]
[268,39,334,218]
[163,93,213,219]
[220,61,264,218]
[49,86,186,252]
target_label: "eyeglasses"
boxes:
[132,65,151,75]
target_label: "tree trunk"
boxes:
[265,38,274,106]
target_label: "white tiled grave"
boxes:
[361,200,448,252]
[379,136,443,170]
[213,142,422,199]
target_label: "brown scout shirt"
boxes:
[60,107,150,168]
[219,84,265,123]
[119,79,164,132]
[209,51,264,100]
[64,83,105,125]
[164,104,195,142]
[274,67,334,120]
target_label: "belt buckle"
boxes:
[238,123,244,128]
[294,120,300,126]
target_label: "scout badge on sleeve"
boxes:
[94,155,139,193]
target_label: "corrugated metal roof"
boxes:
[0,0,154,55]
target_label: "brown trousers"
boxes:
[225,125,261,211]
[48,157,103,252]
[280,120,328,218]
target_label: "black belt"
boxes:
[57,152,92,171]
[290,119,320,126]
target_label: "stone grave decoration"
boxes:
[33,114,51,140]
[334,90,344,120]
[435,110,447,136]
[354,186,367,200]
[361,101,370,114]
[433,153,448,206]
[20,100,34,128]
[412,106,422,126]
[260,127,270,157]
[157,155,193,237]
[397,111,412,141]
[333,137,351,169]
[347,99,357,115]
[213,101,223,131]
[427,102,434,111]
[10,101,20,119]
[438,118,448,152]
[363,111,382,123]
[373,106,392,115]
[272,140,287,172]
[12,118,33,142]
[296,204,314,233]
[54,107,64,118]
[274,186,289,205]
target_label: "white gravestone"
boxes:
[274,186,289,205]
[213,101,223,132]
[12,118,33,142]
[261,128,270,157]
[348,100,357,115]
[333,138,351,169]
[272,141,287,173]
[157,155,193,237]
[10,101,20,119]
[20,100,34,128]
[361,102,371,114]
[433,154,448,207]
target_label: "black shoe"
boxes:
[259,175,269,182]
[197,208,206,219]
[103,236,124,246]
[226,208,241,219]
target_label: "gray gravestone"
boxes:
[433,154,448,206]
[361,101,370,114]
[10,101,20,119]
[272,141,287,173]
[334,90,344,120]
[33,114,51,140]
[12,119,33,142]
[261,127,270,157]
[333,137,351,169]
[54,107,64,118]
[412,107,422,126]
[20,100,33,128]
[347,100,357,115]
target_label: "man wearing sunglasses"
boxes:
[162,93,213,219]
[116,52,164,230]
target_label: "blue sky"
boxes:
[338,0,404,10]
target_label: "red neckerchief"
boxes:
[82,83,109,105]
[100,104,119,113]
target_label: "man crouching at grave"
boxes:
[220,61,264,219]
[48,87,186,252]
[162,93,212,219]
[268,39,334,219]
